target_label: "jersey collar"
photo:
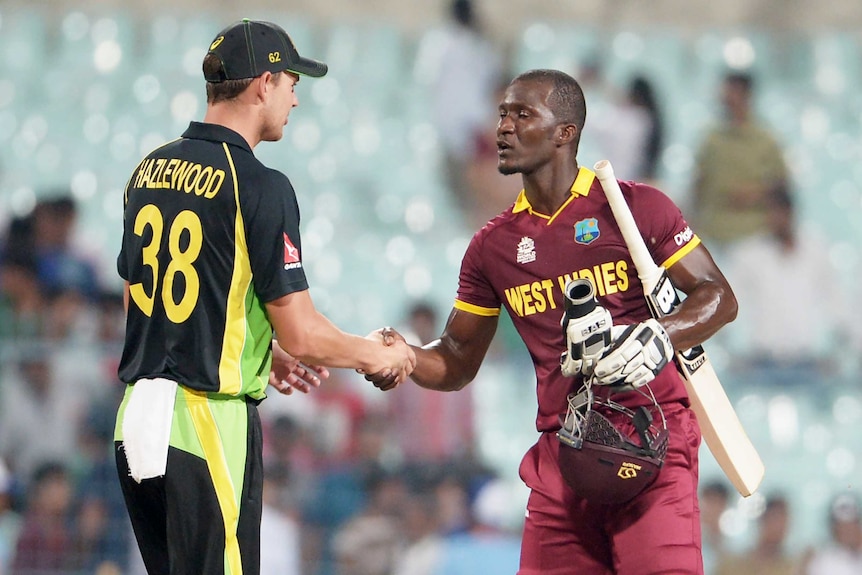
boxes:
[182,121,253,153]
[511,166,596,223]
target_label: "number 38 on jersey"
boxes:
[129,204,203,324]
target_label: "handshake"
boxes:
[560,279,673,391]
[357,326,416,391]
[360,326,416,391]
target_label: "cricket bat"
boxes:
[593,159,764,497]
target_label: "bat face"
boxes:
[594,158,764,497]
[645,270,709,375]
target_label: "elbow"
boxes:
[448,376,474,392]
[274,327,316,364]
[721,289,739,326]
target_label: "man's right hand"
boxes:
[362,327,412,391]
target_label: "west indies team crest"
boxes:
[574,218,600,245]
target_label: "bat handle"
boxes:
[594,159,614,181]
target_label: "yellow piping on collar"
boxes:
[511,167,596,225]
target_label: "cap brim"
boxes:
[287,56,328,78]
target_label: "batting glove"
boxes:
[560,279,613,378]
[592,319,673,390]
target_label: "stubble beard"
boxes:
[497,162,519,176]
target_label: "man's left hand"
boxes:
[592,319,673,390]
[269,339,328,395]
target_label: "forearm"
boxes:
[267,290,392,373]
[409,339,476,392]
[661,280,737,352]
[274,313,379,373]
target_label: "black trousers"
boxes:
[116,399,263,575]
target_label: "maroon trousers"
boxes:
[518,403,704,575]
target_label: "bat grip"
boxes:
[563,278,597,318]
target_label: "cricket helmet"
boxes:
[556,385,669,505]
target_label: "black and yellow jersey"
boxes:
[117,122,308,399]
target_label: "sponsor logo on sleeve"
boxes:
[283,233,302,270]
[674,226,694,246]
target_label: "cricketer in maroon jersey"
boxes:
[456,164,698,432]
[366,69,737,575]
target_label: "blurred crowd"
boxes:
[1,0,862,573]
[0,207,521,574]
[0,187,859,575]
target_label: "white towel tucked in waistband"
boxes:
[122,377,178,483]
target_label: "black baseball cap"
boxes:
[204,19,328,82]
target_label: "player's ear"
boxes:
[556,124,578,146]
[254,72,273,102]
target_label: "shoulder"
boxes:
[470,207,518,247]
[623,180,680,212]
[236,162,295,197]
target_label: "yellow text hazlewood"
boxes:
[133,158,226,199]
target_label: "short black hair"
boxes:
[512,69,586,132]
[408,301,437,319]
[451,0,475,27]
[767,182,793,211]
[724,71,754,93]
[31,461,68,486]
[763,494,789,515]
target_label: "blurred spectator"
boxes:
[391,493,443,575]
[419,0,503,201]
[31,195,100,301]
[388,301,476,463]
[306,370,372,462]
[263,414,317,520]
[331,470,408,575]
[700,480,732,575]
[0,249,44,340]
[9,461,79,574]
[42,287,100,343]
[0,354,80,482]
[802,492,862,575]
[0,458,22,575]
[432,478,521,575]
[627,76,665,182]
[433,474,472,536]
[70,399,130,574]
[94,290,126,346]
[0,196,103,344]
[0,214,43,339]
[592,74,665,183]
[722,183,849,380]
[302,412,396,575]
[400,301,439,347]
[690,71,788,251]
[714,494,798,575]
[260,464,302,575]
[461,80,523,229]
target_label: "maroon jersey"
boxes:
[456,167,701,432]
